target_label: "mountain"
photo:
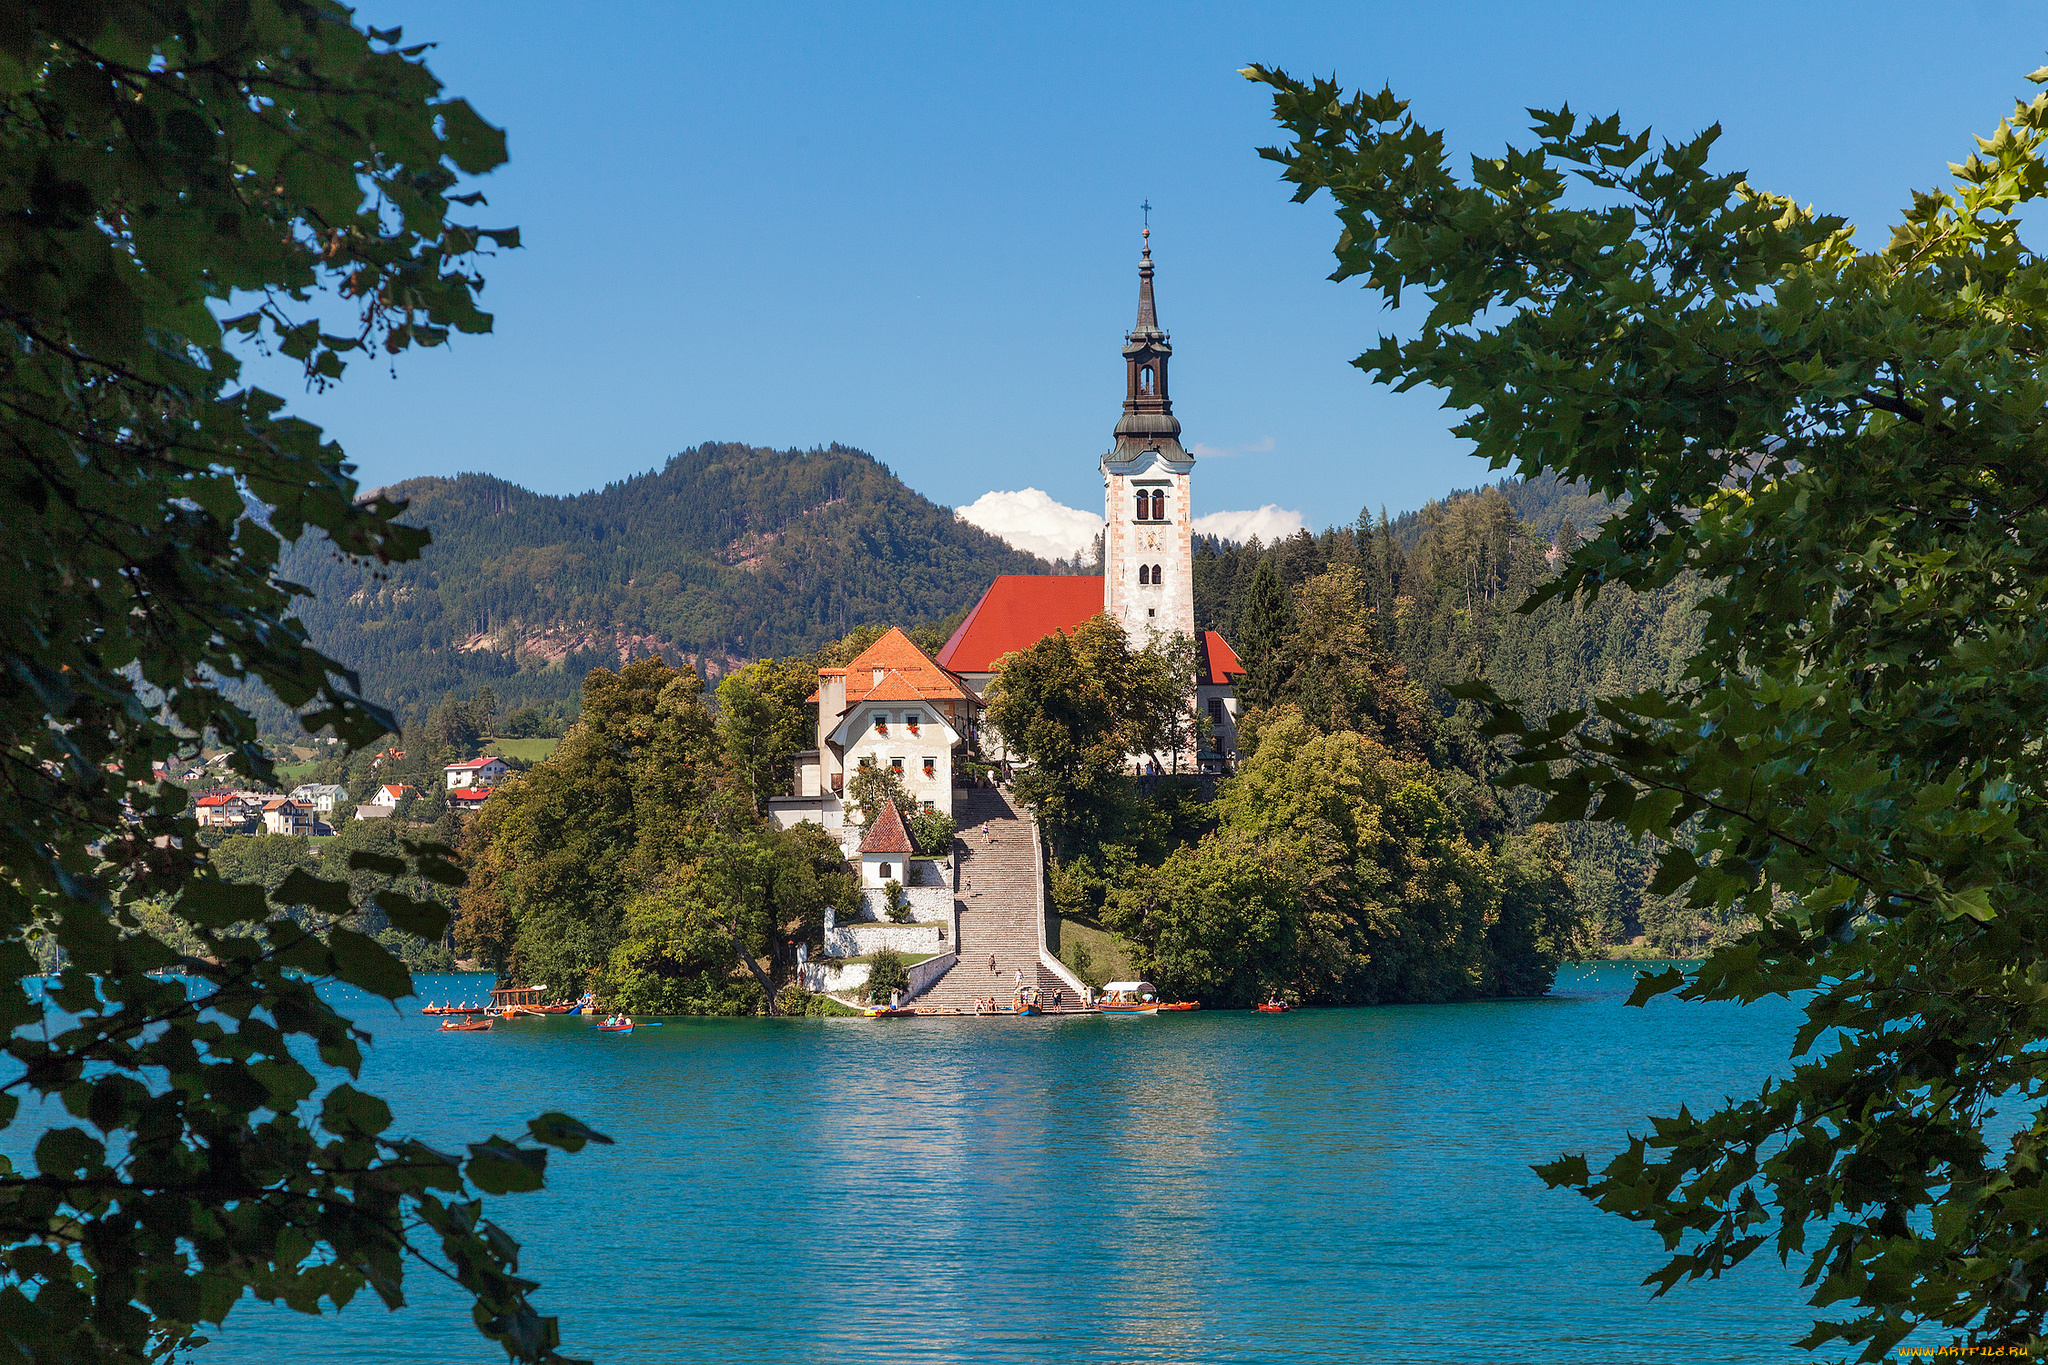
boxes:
[283,442,1049,719]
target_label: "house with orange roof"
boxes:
[770,627,981,835]
[260,798,313,837]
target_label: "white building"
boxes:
[444,756,509,790]
[288,782,347,815]
[770,627,978,834]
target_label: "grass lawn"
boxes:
[273,761,322,787]
[1052,917,1136,987]
[485,736,560,762]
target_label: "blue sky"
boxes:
[249,0,2040,549]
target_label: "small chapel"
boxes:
[769,232,1244,838]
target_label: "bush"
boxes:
[1059,939,1106,989]
[908,809,956,855]
[883,879,912,923]
[865,947,910,1004]
[777,985,861,1017]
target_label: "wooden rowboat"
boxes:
[438,1018,492,1032]
[1157,1001,1200,1011]
[1255,1000,1291,1013]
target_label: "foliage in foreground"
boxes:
[1252,58,2048,1361]
[0,4,610,1360]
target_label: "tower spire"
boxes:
[1113,218,1180,457]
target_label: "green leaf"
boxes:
[525,1112,614,1153]
[327,926,414,999]
[465,1138,547,1195]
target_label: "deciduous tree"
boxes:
[1250,58,2048,1360]
[0,3,603,1360]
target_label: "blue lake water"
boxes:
[135,964,1849,1361]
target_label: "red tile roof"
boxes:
[445,756,505,771]
[452,786,493,803]
[858,799,916,855]
[1200,631,1245,685]
[838,628,971,706]
[935,576,1105,674]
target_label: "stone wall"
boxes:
[858,884,952,923]
[826,921,949,959]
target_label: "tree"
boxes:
[1233,556,1292,709]
[985,625,1129,850]
[1250,60,2048,1361]
[716,658,816,813]
[844,761,914,830]
[0,4,610,1361]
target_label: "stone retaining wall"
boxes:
[827,921,949,958]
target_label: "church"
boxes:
[773,232,1244,834]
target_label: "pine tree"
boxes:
[1234,557,1293,709]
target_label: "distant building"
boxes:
[261,798,313,837]
[857,799,916,888]
[194,792,256,830]
[288,782,348,815]
[444,756,509,790]
[450,786,493,813]
[367,783,409,808]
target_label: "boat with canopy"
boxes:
[1098,981,1160,1016]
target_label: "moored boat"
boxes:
[1097,981,1160,1016]
[1011,985,1043,1016]
[1157,1001,1200,1011]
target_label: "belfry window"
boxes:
[1150,490,1166,520]
[1138,565,1151,585]
[1152,563,1163,582]
[1140,364,1155,394]
[1135,491,1148,520]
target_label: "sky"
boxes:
[244,0,2042,558]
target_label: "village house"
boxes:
[261,798,314,837]
[769,627,980,835]
[193,791,257,830]
[444,756,509,790]
[450,786,493,814]
[288,782,348,816]
[354,783,409,821]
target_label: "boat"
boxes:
[438,1018,492,1032]
[1256,999,1291,1013]
[1011,985,1043,1016]
[1097,981,1160,1016]
[863,1006,919,1018]
[421,1003,487,1016]
[1157,1001,1201,1011]
[589,1021,635,1032]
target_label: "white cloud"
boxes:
[956,488,1104,562]
[1192,505,1307,545]
[1190,436,1277,459]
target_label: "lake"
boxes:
[187,963,1838,1362]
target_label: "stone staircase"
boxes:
[914,787,1082,1010]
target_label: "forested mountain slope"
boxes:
[284,443,1047,717]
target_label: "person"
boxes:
[1052,989,1062,1010]
[1014,968,1023,987]
[989,953,997,973]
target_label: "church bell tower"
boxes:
[1101,227,1196,646]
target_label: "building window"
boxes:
[1152,562,1163,582]
[1138,564,1150,585]
[1150,490,1165,520]
[1140,364,1155,394]
[874,714,888,736]
[906,713,922,735]
[1209,697,1225,725]
[1134,491,1148,520]
[890,757,904,777]
[859,755,874,768]
[923,800,936,813]
[923,757,936,779]
[879,862,893,880]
